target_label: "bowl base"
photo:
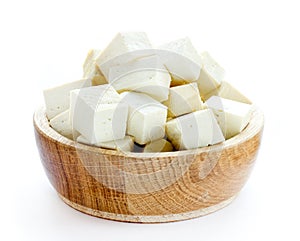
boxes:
[58,194,237,223]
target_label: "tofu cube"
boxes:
[70,85,128,144]
[120,92,167,145]
[197,51,224,96]
[49,109,75,140]
[43,79,91,119]
[83,49,101,74]
[166,109,224,150]
[95,32,153,79]
[144,139,173,153]
[158,37,202,82]
[163,82,204,117]
[77,135,134,152]
[203,81,252,104]
[83,49,107,86]
[206,96,253,139]
[109,55,171,102]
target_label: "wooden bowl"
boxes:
[34,107,264,223]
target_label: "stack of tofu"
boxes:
[44,32,253,153]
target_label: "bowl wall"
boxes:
[34,107,263,223]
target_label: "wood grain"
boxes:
[34,107,264,223]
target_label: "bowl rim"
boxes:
[34,106,264,158]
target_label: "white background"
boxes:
[1,0,299,240]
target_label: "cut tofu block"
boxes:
[77,135,134,152]
[165,109,224,150]
[49,110,74,140]
[163,82,204,117]
[203,81,252,104]
[70,85,128,144]
[44,79,91,119]
[158,37,202,82]
[120,91,167,145]
[83,49,101,74]
[83,49,107,86]
[95,32,153,79]
[206,96,253,139]
[196,51,224,97]
[109,55,171,102]
[144,139,173,153]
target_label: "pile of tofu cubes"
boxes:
[44,32,253,153]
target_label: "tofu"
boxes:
[196,51,224,96]
[83,49,107,86]
[43,79,91,119]
[109,55,171,102]
[206,96,253,139]
[158,37,202,82]
[163,82,204,117]
[95,32,153,79]
[49,110,74,140]
[77,135,134,152]
[83,49,101,74]
[120,91,167,145]
[70,85,128,144]
[165,109,224,150]
[144,139,173,152]
[203,81,252,104]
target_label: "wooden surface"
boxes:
[34,107,264,223]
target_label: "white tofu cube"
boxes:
[70,85,128,144]
[197,51,224,96]
[164,82,204,117]
[49,109,75,140]
[144,139,173,153]
[203,81,252,104]
[165,109,224,150]
[83,49,101,75]
[77,135,134,152]
[43,79,91,119]
[83,49,107,86]
[109,55,171,102]
[206,96,253,139]
[95,32,153,79]
[120,92,167,145]
[158,37,202,82]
